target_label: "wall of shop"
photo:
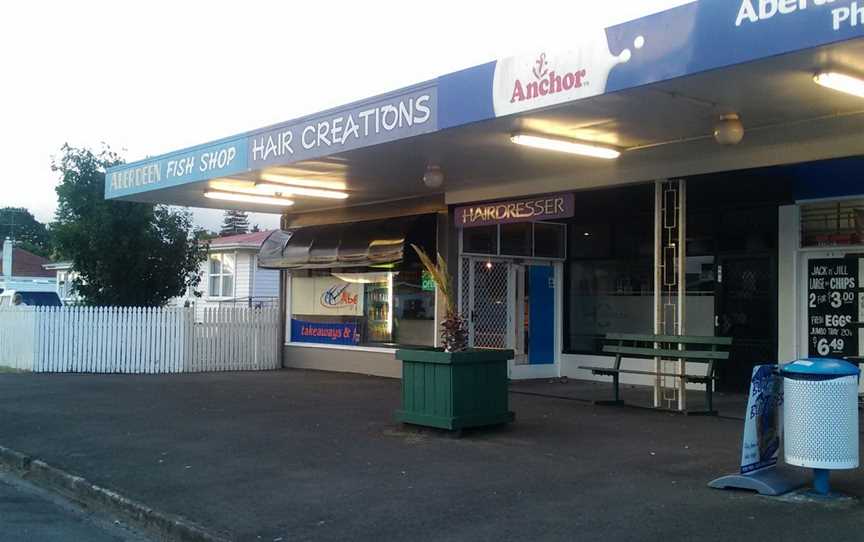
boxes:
[283,345,400,378]
[777,204,800,363]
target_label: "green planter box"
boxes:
[395,348,515,431]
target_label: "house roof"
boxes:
[209,230,275,250]
[0,247,56,278]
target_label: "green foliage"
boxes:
[220,209,250,236]
[411,244,468,352]
[0,207,52,258]
[52,144,207,307]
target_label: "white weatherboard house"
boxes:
[0,238,56,296]
[194,230,280,308]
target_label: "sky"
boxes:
[0,0,693,231]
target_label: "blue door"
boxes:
[528,266,555,364]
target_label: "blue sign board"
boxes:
[105,0,864,200]
[291,319,359,346]
[105,137,247,199]
[248,86,437,169]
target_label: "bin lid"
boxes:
[780,358,860,378]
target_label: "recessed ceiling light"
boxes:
[510,133,621,159]
[813,71,864,99]
[255,182,348,200]
[260,173,347,191]
[204,191,295,207]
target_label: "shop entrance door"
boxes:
[461,257,557,368]
[524,265,555,365]
[463,258,510,351]
[715,256,776,392]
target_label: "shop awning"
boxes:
[258,217,416,269]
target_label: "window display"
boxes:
[290,267,435,348]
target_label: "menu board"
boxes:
[807,258,862,358]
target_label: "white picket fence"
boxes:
[0,306,280,373]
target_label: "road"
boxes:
[0,471,148,542]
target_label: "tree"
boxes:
[52,144,207,307]
[0,207,52,257]
[220,210,250,236]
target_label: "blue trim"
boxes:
[791,156,864,201]
[105,0,864,199]
[780,358,860,378]
[528,266,555,365]
[437,62,496,129]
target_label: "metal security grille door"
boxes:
[460,257,511,349]
[716,256,776,392]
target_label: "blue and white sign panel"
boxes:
[249,86,436,169]
[105,0,864,200]
[740,364,783,475]
[105,137,247,199]
[492,0,864,118]
[290,319,360,346]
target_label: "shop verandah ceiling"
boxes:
[104,2,864,214]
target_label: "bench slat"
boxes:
[602,345,729,360]
[579,366,714,381]
[603,333,732,346]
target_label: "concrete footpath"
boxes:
[0,370,862,541]
[0,470,148,541]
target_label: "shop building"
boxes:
[104,2,864,398]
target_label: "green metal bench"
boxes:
[580,333,733,415]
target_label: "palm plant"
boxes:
[411,244,468,352]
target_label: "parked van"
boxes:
[0,289,62,307]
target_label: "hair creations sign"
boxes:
[455,193,574,228]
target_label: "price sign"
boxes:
[807,258,862,358]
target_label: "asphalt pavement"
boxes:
[0,370,862,541]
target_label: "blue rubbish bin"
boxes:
[780,358,860,495]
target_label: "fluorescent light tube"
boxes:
[510,133,621,159]
[814,72,864,99]
[255,182,349,200]
[204,191,295,207]
[259,173,347,191]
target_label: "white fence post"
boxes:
[0,305,279,374]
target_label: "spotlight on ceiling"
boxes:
[713,114,744,146]
[204,191,295,207]
[814,71,864,99]
[510,133,621,159]
[422,165,445,189]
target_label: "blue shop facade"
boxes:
[106,1,864,398]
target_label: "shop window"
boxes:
[463,225,498,254]
[534,223,567,259]
[500,223,532,256]
[565,185,654,353]
[461,222,566,259]
[288,215,437,349]
[289,267,435,348]
[800,199,864,248]
[208,253,235,298]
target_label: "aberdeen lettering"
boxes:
[110,163,161,191]
[735,0,853,31]
[109,143,241,193]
